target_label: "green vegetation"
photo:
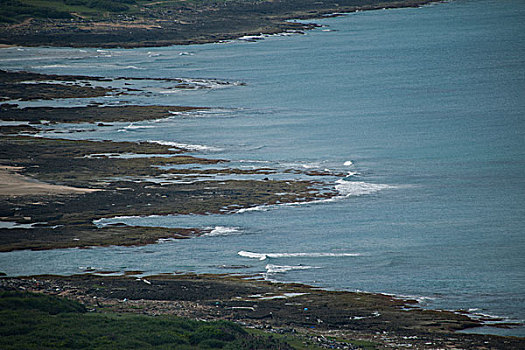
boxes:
[346,340,379,350]
[0,0,255,23]
[0,290,296,349]
[63,0,136,12]
[0,0,72,23]
[0,0,139,23]
[0,290,86,314]
[248,328,379,350]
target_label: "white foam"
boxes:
[302,163,319,169]
[124,123,155,130]
[234,192,335,214]
[382,292,436,304]
[93,215,156,227]
[148,140,222,152]
[0,221,45,229]
[84,152,174,159]
[265,264,317,273]
[236,205,270,214]
[78,266,96,271]
[281,161,320,169]
[238,34,266,41]
[238,251,361,261]
[159,90,183,94]
[466,310,514,324]
[344,160,353,166]
[335,179,393,197]
[157,238,177,243]
[203,226,242,237]
[32,64,70,69]
[351,316,368,320]
[0,121,31,126]
[238,251,267,260]
[268,252,362,258]
[238,159,272,164]
[256,292,310,300]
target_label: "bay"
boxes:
[1,0,524,336]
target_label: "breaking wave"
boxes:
[148,140,223,152]
[335,179,394,197]
[203,226,242,237]
[236,205,271,214]
[123,123,156,130]
[265,264,318,273]
[238,251,362,261]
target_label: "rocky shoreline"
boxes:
[0,70,339,252]
[0,133,335,251]
[1,26,524,348]
[1,273,524,349]
[0,0,439,48]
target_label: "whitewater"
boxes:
[0,0,523,336]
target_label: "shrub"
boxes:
[0,291,86,315]
[0,0,71,23]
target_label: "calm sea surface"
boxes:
[1,0,524,336]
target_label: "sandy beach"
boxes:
[0,166,100,197]
[1,1,524,347]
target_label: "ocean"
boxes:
[1,0,524,336]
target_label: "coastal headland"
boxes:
[0,0,438,48]
[0,70,337,251]
[1,273,524,349]
[1,2,525,348]
[1,66,524,350]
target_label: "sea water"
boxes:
[1,0,524,336]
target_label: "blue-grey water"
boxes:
[1,0,524,336]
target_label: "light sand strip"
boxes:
[0,166,100,196]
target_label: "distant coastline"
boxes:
[3,1,525,347]
[0,0,440,48]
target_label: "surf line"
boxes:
[238,251,362,261]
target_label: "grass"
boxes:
[0,0,262,23]
[248,329,324,350]
[0,290,296,349]
[247,328,379,350]
[0,0,72,23]
[347,340,379,349]
[0,0,135,23]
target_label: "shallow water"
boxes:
[1,0,524,336]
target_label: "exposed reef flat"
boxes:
[0,69,116,101]
[0,133,334,252]
[0,0,439,48]
[0,104,205,123]
[0,69,242,103]
[0,68,334,252]
[1,274,523,349]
